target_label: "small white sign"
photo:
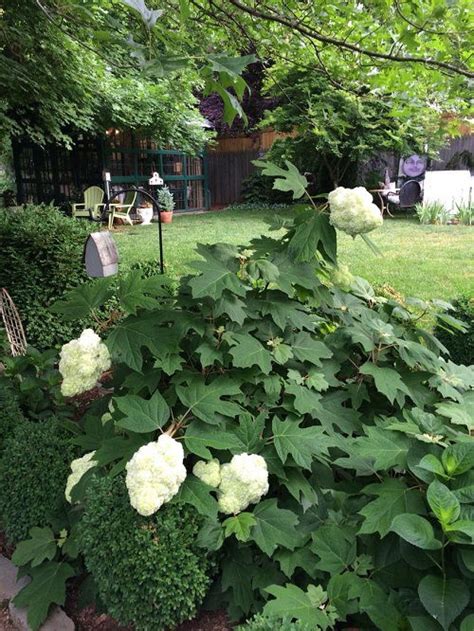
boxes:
[149,171,164,186]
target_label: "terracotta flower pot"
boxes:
[160,211,173,224]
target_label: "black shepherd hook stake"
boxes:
[94,187,164,274]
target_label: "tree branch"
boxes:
[226,0,473,78]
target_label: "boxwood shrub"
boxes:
[79,474,213,631]
[0,381,25,452]
[0,205,93,349]
[0,417,77,542]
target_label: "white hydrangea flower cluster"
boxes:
[194,453,269,515]
[328,186,383,236]
[59,329,111,397]
[219,454,269,514]
[192,459,221,488]
[125,434,186,516]
[65,451,97,503]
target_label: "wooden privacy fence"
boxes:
[207,149,260,206]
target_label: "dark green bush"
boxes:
[435,296,474,365]
[241,171,293,205]
[0,205,93,349]
[0,381,25,452]
[0,417,77,542]
[79,474,213,631]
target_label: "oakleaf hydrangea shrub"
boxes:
[0,418,78,542]
[11,161,474,629]
[79,474,213,631]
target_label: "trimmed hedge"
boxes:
[435,296,474,366]
[0,381,25,453]
[79,474,213,631]
[0,417,77,542]
[0,205,93,349]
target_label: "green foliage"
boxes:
[415,201,451,225]
[79,474,213,631]
[0,418,77,542]
[0,346,70,420]
[238,612,314,630]
[241,172,293,205]
[434,296,474,366]
[13,560,75,631]
[0,380,25,452]
[0,205,93,349]
[455,200,474,226]
[261,71,446,189]
[157,185,175,212]
[15,164,474,628]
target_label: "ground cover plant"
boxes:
[113,208,474,301]
[4,162,473,631]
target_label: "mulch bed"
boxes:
[0,530,14,560]
[0,602,16,631]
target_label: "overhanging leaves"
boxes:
[13,561,75,631]
[115,389,169,433]
[250,499,299,556]
[176,377,242,423]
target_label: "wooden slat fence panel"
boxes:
[430,135,474,170]
[207,149,260,206]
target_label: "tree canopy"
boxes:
[0,0,472,147]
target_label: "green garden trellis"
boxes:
[12,135,209,211]
[105,142,209,212]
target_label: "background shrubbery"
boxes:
[0,205,93,349]
[79,474,213,631]
[434,296,474,366]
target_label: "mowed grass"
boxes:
[113,207,474,301]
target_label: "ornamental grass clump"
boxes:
[79,474,213,631]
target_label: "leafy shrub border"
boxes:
[5,163,474,631]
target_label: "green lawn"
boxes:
[113,207,474,301]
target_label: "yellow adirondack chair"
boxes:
[72,186,105,219]
[108,190,138,229]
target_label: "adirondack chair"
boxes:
[72,186,105,219]
[108,190,138,229]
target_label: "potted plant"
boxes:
[157,186,175,223]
